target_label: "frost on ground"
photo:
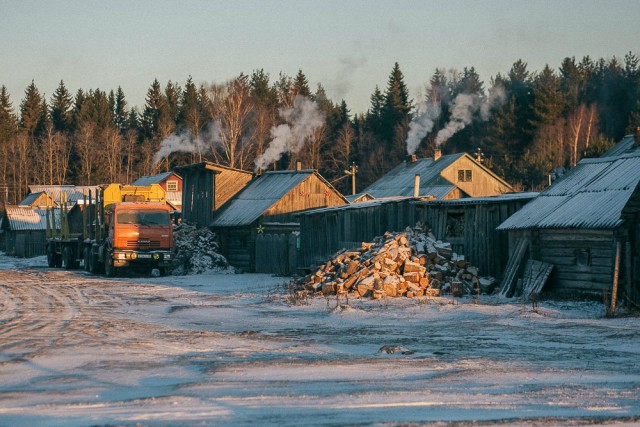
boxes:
[171,223,234,275]
[0,252,639,426]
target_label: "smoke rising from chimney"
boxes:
[153,123,222,166]
[405,84,507,154]
[254,95,324,171]
[406,100,441,155]
[435,93,480,146]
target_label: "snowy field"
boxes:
[0,253,639,426]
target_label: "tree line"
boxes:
[1,53,639,204]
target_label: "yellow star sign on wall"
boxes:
[256,224,265,234]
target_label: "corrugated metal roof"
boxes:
[498,152,640,230]
[211,170,316,227]
[416,191,539,206]
[601,134,638,158]
[131,171,175,186]
[166,191,182,205]
[298,196,414,216]
[28,185,100,204]
[3,206,61,231]
[363,153,465,198]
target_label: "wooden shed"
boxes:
[363,151,513,200]
[18,191,57,208]
[0,206,60,257]
[297,192,535,278]
[173,162,253,228]
[210,169,348,273]
[497,151,640,301]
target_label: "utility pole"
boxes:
[344,163,358,195]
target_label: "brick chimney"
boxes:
[635,127,640,147]
[434,148,442,161]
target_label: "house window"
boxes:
[576,249,591,267]
[166,180,178,191]
[458,170,472,182]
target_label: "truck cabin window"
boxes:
[117,210,170,226]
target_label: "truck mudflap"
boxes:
[112,250,173,267]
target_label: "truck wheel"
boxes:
[83,247,90,271]
[104,259,116,277]
[62,247,74,270]
[47,244,56,268]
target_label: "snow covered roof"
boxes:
[131,171,178,186]
[2,206,60,231]
[210,170,346,227]
[498,152,640,231]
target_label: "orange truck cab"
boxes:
[105,202,174,275]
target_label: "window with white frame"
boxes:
[166,180,179,191]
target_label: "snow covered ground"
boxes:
[0,253,639,426]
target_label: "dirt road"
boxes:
[1,263,639,426]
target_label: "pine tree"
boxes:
[113,86,128,132]
[530,65,564,128]
[292,69,311,98]
[19,80,47,138]
[165,80,181,124]
[0,86,18,203]
[50,80,73,133]
[178,76,205,139]
[250,69,278,111]
[381,63,412,162]
[142,78,169,140]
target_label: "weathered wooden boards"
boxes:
[295,224,495,299]
[520,260,554,299]
[498,238,529,298]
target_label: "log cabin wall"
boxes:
[532,228,617,296]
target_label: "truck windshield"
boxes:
[117,210,170,226]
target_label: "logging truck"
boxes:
[45,184,174,276]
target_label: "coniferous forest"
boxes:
[1,54,640,204]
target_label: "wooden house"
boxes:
[132,171,183,210]
[173,162,253,228]
[0,206,60,257]
[27,185,100,206]
[18,191,57,208]
[210,169,348,273]
[345,193,375,203]
[363,150,513,200]
[497,151,640,301]
[297,192,536,278]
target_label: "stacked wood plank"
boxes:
[296,224,493,299]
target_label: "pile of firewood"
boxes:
[295,223,495,299]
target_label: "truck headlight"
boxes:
[153,253,160,260]
[130,252,137,260]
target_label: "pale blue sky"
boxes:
[2,0,639,114]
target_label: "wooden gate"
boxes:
[255,233,298,275]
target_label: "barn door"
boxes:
[255,232,298,275]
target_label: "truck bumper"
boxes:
[112,250,173,267]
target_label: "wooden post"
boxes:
[625,240,632,303]
[610,240,621,316]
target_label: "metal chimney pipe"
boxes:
[413,174,420,198]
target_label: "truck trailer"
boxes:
[46,183,174,276]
